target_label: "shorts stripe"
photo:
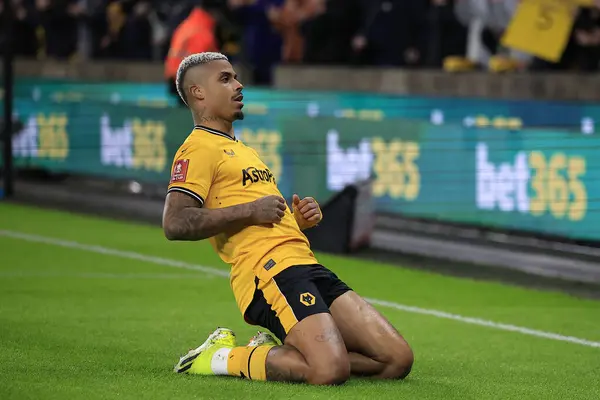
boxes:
[271,278,298,322]
[260,279,299,335]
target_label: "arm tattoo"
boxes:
[162,191,252,241]
[265,346,307,383]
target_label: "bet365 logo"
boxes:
[100,114,166,172]
[12,113,69,161]
[326,130,420,200]
[476,143,587,221]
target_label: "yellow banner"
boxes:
[501,0,578,62]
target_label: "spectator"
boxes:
[302,0,361,65]
[532,6,600,72]
[272,0,323,64]
[453,0,530,71]
[0,0,39,57]
[208,2,243,61]
[96,1,127,59]
[351,0,425,67]
[164,3,219,105]
[120,1,153,60]
[36,0,83,59]
[153,0,195,60]
[424,0,468,68]
[228,0,284,85]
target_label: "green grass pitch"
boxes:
[0,202,599,400]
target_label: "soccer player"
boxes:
[162,52,414,385]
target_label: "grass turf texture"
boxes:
[0,202,599,400]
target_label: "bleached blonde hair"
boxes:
[176,52,229,106]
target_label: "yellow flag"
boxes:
[501,0,577,62]
[576,0,595,6]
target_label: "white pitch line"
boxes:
[0,230,229,278]
[1,229,599,349]
[0,271,213,280]
[365,298,600,348]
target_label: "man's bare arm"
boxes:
[162,191,287,241]
[162,192,253,241]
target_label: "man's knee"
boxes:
[384,342,414,380]
[284,313,351,385]
[306,353,351,385]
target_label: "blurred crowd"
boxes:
[2,0,600,85]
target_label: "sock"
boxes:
[209,347,233,376]
[225,345,275,380]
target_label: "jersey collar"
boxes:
[195,125,237,141]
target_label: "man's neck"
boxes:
[193,113,234,137]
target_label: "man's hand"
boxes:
[249,195,287,225]
[292,194,322,230]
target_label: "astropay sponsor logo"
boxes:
[476,143,530,213]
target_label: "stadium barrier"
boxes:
[10,59,600,101]
[4,78,600,243]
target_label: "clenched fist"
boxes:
[249,195,287,225]
[292,194,322,230]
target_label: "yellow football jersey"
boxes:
[167,125,318,315]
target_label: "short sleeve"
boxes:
[167,142,217,206]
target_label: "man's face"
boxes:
[202,60,244,122]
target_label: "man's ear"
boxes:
[189,85,204,101]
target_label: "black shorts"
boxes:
[244,264,352,343]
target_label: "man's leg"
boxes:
[263,313,350,384]
[329,291,414,379]
[248,266,350,384]
[175,267,351,385]
[249,275,412,382]
[230,313,350,384]
[174,317,349,385]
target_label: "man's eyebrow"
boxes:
[219,71,237,79]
